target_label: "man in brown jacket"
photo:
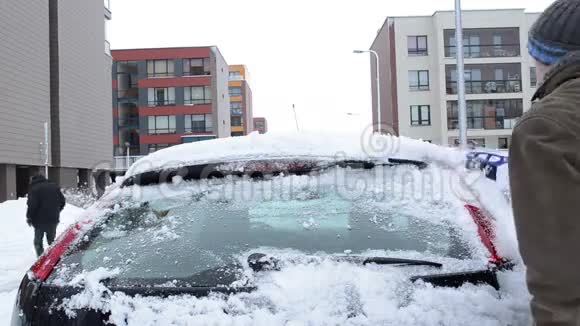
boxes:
[510,0,580,324]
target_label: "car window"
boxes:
[50,165,475,287]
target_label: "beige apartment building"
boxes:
[370,9,540,149]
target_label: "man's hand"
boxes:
[26,219,32,227]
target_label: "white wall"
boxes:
[390,10,541,148]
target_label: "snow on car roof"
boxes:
[126,131,464,177]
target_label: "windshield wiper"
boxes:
[247,253,442,272]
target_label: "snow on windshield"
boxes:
[55,161,532,325]
[60,260,531,325]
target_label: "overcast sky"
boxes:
[109,0,553,132]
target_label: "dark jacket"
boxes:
[26,176,66,226]
[510,52,580,325]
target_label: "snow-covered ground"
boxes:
[0,198,84,324]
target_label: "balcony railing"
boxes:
[114,155,144,171]
[447,116,519,130]
[118,117,139,128]
[229,75,243,81]
[185,127,213,134]
[105,40,111,55]
[184,70,211,77]
[184,99,212,105]
[117,89,138,99]
[446,80,522,95]
[148,100,176,107]
[444,44,520,58]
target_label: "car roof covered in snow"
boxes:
[125,131,465,178]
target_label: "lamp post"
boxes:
[354,49,381,133]
[125,142,131,170]
[455,0,468,148]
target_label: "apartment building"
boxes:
[253,117,268,134]
[111,47,231,171]
[0,0,113,202]
[229,65,254,136]
[370,9,540,149]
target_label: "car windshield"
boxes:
[50,164,480,287]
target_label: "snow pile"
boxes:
[0,198,85,324]
[126,131,463,177]
[59,255,531,326]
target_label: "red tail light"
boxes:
[465,205,502,265]
[30,220,91,281]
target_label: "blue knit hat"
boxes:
[528,0,580,65]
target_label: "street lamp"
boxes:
[354,49,381,133]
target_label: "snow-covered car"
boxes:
[11,133,526,326]
[466,151,510,194]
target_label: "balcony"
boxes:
[447,116,519,130]
[444,28,520,59]
[185,127,213,134]
[117,89,138,99]
[148,100,176,107]
[184,99,212,105]
[445,63,522,94]
[113,155,144,171]
[444,44,520,59]
[118,117,140,128]
[229,75,243,81]
[447,80,522,94]
[105,40,111,55]
[447,99,523,130]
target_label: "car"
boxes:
[11,133,521,325]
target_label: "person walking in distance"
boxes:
[510,0,580,324]
[26,175,66,257]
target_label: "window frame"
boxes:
[407,35,428,56]
[183,58,211,76]
[147,87,176,107]
[408,70,430,91]
[147,115,176,135]
[148,144,172,153]
[184,114,213,133]
[410,105,431,126]
[230,116,243,127]
[229,87,243,97]
[530,67,537,87]
[146,59,175,78]
[230,102,243,116]
[184,86,212,105]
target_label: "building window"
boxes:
[498,137,509,149]
[530,67,537,87]
[229,71,242,80]
[185,114,213,133]
[229,87,242,97]
[147,60,174,78]
[230,102,243,115]
[184,86,211,105]
[409,70,429,91]
[407,36,428,56]
[148,144,172,153]
[231,116,243,127]
[410,105,431,126]
[447,99,523,130]
[148,88,175,107]
[453,138,486,148]
[183,58,210,76]
[148,115,176,134]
